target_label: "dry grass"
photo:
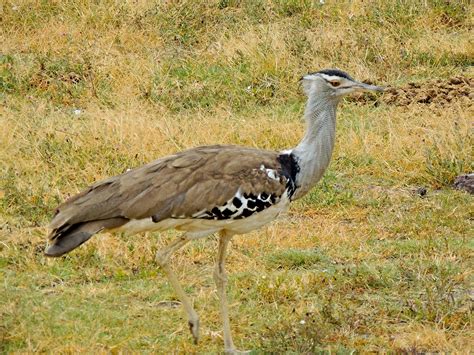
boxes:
[1,1,473,353]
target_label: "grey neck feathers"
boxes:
[291,94,338,199]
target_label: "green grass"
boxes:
[1,0,473,353]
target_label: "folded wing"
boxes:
[46,145,289,256]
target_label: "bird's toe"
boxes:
[225,348,251,354]
[188,319,200,344]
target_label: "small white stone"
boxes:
[319,0,325,4]
[299,320,306,325]
[73,109,82,115]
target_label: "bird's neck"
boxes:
[291,96,338,199]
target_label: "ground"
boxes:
[0,1,473,353]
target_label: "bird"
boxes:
[45,69,384,354]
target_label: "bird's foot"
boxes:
[225,348,251,354]
[188,319,200,344]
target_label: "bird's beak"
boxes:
[355,81,385,92]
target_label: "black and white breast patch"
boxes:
[191,189,280,220]
[277,152,300,199]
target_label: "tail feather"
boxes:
[45,217,128,257]
[45,228,94,257]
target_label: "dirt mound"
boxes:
[351,75,473,106]
[454,173,474,194]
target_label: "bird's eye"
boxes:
[329,81,340,87]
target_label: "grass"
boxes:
[1,0,473,353]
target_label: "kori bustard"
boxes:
[45,69,384,353]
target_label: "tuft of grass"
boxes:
[425,139,473,188]
[266,248,330,270]
[298,171,355,210]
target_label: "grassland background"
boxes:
[1,0,473,353]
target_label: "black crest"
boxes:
[306,69,353,81]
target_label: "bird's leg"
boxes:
[155,235,200,344]
[214,232,247,354]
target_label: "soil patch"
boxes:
[351,75,473,106]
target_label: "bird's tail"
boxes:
[45,218,127,257]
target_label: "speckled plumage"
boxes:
[46,146,299,256]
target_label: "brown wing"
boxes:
[49,145,288,236]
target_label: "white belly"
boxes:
[114,194,290,239]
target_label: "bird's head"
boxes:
[301,69,384,100]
